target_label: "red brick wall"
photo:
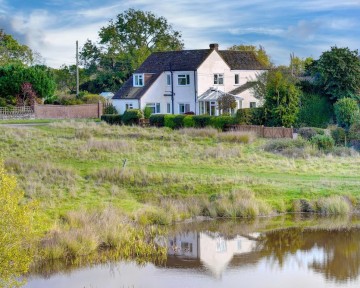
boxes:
[34,102,103,119]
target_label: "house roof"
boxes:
[135,49,213,73]
[228,81,257,95]
[198,88,243,101]
[218,51,265,70]
[113,73,160,100]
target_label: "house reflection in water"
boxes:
[167,231,259,278]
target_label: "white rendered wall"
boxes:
[112,99,139,114]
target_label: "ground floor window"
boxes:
[167,103,171,114]
[199,101,217,116]
[250,102,257,108]
[179,103,190,114]
[146,102,161,114]
[125,103,133,110]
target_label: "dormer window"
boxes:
[133,74,144,87]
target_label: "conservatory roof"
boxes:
[198,88,243,101]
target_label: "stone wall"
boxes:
[34,102,103,119]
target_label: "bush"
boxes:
[349,121,360,150]
[334,98,359,129]
[235,108,265,125]
[164,115,176,129]
[192,115,212,128]
[143,106,152,119]
[331,127,346,146]
[173,115,186,129]
[210,116,236,130]
[101,114,122,125]
[103,104,118,115]
[310,134,335,151]
[149,114,166,127]
[298,127,325,140]
[183,116,195,128]
[297,93,332,128]
[122,109,143,125]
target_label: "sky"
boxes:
[1,0,359,68]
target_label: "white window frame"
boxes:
[167,103,171,114]
[235,74,240,85]
[133,74,144,87]
[177,74,190,86]
[214,73,224,85]
[125,103,133,110]
[179,103,190,114]
[250,102,257,108]
[146,102,161,114]
[166,74,172,86]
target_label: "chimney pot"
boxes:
[209,43,219,51]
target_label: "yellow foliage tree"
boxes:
[0,162,35,288]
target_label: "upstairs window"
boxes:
[178,74,190,85]
[133,74,144,87]
[214,74,224,85]
[235,74,240,85]
[166,74,172,86]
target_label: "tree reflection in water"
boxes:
[257,227,360,282]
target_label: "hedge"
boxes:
[235,108,265,125]
[164,114,186,129]
[122,109,143,125]
[192,115,212,128]
[210,116,236,130]
[149,114,166,127]
[101,114,122,125]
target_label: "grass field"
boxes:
[1,120,360,262]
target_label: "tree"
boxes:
[80,9,184,93]
[0,161,36,287]
[0,30,34,66]
[53,65,89,94]
[313,47,360,101]
[0,65,56,106]
[228,44,271,67]
[334,98,360,129]
[16,83,39,107]
[264,69,301,127]
[289,53,314,77]
[217,94,237,115]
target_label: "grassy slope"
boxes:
[1,120,359,233]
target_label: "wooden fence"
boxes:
[225,124,293,139]
[0,106,35,120]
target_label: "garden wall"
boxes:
[34,102,103,119]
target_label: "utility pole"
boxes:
[76,40,79,98]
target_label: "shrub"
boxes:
[330,127,346,146]
[210,116,236,131]
[192,115,212,128]
[143,106,152,119]
[349,121,360,150]
[103,104,118,115]
[149,114,166,127]
[334,98,359,129]
[164,115,176,129]
[298,127,325,140]
[101,114,122,125]
[235,109,252,124]
[316,196,351,215]
[310,134,335,151]
[297,93,332,128]
[250,107,266,125]
[164,114,185,129]
[122,109,143,125]
[183,116,195,128]
[173,115,186,129]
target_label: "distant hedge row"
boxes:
[101,108,265,130]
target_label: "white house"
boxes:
[113,43,267,115]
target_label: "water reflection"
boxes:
[26,215,360,288]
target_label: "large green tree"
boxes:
[264,69,301,127]
[80,9,184,93]
[0,65,56,106]
[0,30,34,66]
[228,44,271,67]
[313,46,360,101]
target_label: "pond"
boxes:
[25,215,360,288]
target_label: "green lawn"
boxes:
[1,120,359,232]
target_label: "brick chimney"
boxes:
[209,43,219,51]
